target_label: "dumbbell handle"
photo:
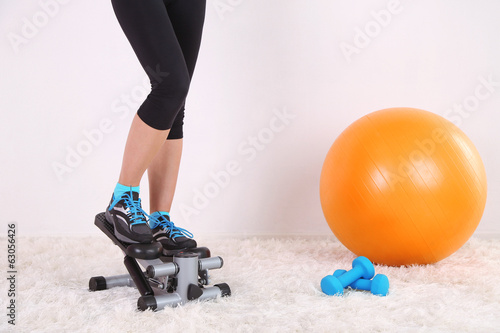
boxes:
[351,279,372,290]
[336,265,364,287]
[334,269,369,289]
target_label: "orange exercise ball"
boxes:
[320,107,487,266]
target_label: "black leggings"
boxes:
[111,0,206,138]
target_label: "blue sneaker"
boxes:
[105,191,153,244]
[149,212,197,250]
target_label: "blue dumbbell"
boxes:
[321,256,375,296]
[334,269,389,296]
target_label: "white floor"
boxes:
[2,235,499,332]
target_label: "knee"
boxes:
[138,69,190,130]
[150,69,190,104]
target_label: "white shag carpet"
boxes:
[1,235,499,333]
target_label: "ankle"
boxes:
[151,211,170,217]
[114,183,140,199]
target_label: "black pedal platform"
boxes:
[94,212,162,260]
[162,247,211,260]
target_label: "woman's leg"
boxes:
[146,0,206,250]
[112,0,190,187]
[107,0,191,243]
[148,0,206,213]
